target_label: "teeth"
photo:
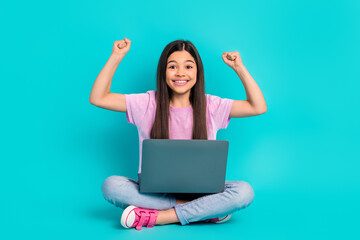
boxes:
[175,81,187,83]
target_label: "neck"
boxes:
[170,91,191,108]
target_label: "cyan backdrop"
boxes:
[1,0,359,239]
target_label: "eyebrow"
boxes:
[167,60,195,64]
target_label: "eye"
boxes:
[168,65,193,69]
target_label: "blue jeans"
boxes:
[101,175,255,225]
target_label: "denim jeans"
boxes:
[101,175,255,225]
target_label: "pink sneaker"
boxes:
[120,205,159,230]
[204,214,232,224]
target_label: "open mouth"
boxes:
[172,80,189,86]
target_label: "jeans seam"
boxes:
[174,205,189,225]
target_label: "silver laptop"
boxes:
[139,139,229,194]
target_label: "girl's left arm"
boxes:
[222,51,267,118]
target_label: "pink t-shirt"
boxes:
[125,90,234,175]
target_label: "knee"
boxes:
[101,175,129,200]
[231,181,255,209]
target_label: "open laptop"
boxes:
[139,139,229,194]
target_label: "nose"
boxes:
[176,67,185,76]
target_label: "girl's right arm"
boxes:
[89,38,131,112]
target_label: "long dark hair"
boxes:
[150,40,208,140]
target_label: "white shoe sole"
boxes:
[120,205,137,228]
[215,214,232,223]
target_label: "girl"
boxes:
[89,38,267,230]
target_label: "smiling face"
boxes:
[165,50,197,97]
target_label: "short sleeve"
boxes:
[208,94,234,130]
[125,92,151,127]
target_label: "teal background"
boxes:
[1,0,359,239]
